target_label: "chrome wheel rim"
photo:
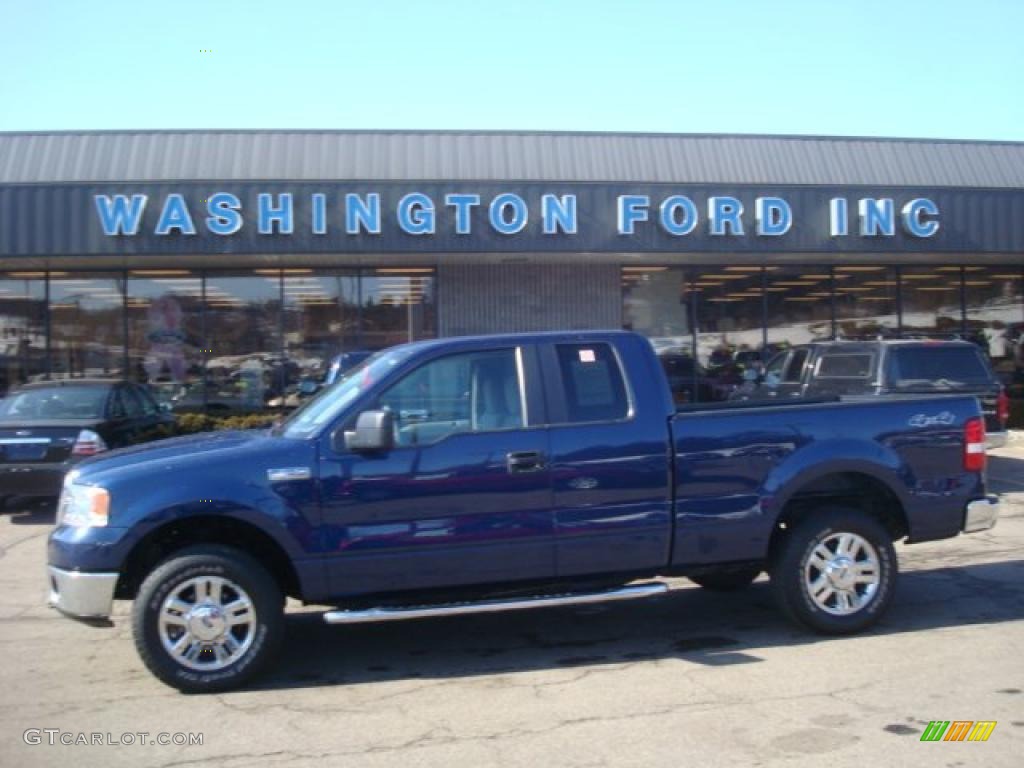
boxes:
[803,532,880,616]
[158,576,257,671]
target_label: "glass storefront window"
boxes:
[202,271,283,412]
[621,267,699,403]
[49,273,125,379]
[900,266,963,338]
[125,270,205,409]
[0,271,47,394]
[694,267,764,401]
[282,270,360,393]
[964,266,1024,392]
[621,267,691,344]
[360,269,437,351]
[834,266,898,339]
[765,266,834,358]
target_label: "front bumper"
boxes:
[963,495,1000,534]
[48,566,118,620]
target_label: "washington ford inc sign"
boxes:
[94,191,940,240]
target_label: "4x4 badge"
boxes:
[908,411,956,427]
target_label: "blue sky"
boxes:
[2,0,1022,140]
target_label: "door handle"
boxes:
[506,450,546,473]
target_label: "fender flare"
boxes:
[762,441,914,528]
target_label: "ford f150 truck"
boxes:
[47,331,1000,693]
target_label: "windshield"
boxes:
[278,346,415,438]
[887,346,994,389]
[0,385,110,420]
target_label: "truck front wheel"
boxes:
[770,508,897,634]
[132,546,284,693]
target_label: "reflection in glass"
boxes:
[0,272,47,394]
[621,267,691,344]
[694,268,764,400]
[765,266,834,358]
[622,266,700,403]
[282,270,359,395]
[900,266,962,338]
[125,271,204,408]
[833,266,898,339]
[964,267,1024,392]
[360,269,437,350]
[202,272,282,412]
[49,274,125,379]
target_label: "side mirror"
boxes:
[158,402,173,413]
[297,379,320,397]
[340,409,394,453]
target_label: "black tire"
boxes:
[689,567,762,592]
[132,545,284,693]
[770,507,897,635]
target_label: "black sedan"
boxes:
[0,379,175,501]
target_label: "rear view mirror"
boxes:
[341,409,394,453]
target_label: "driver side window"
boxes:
[378,348,524,447]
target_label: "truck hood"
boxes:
[72,429,277,480]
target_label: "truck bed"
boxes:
[668,394,984,566]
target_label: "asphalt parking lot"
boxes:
[1,442,1022,767]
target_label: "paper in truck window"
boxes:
[578,348,596,363]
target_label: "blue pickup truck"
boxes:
[48,331,1000,692]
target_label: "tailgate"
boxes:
[0,426,80,464]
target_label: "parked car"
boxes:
[732,339,1010,447]
[48,331,998,692]
[0,379,175,502]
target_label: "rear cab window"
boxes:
[885,345,995,389]
[554,343,630,423]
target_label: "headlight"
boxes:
[58,480,110,527]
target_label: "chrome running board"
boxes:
[323,582,668,625]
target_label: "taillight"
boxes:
[963,417,986,472]
[996,389,1010,427]
[71,429,108,457]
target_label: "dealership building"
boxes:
[0,130,1021,408]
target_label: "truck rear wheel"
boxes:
[132,546,284,693]
[770,508,896,634]
[689,567,761,592]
